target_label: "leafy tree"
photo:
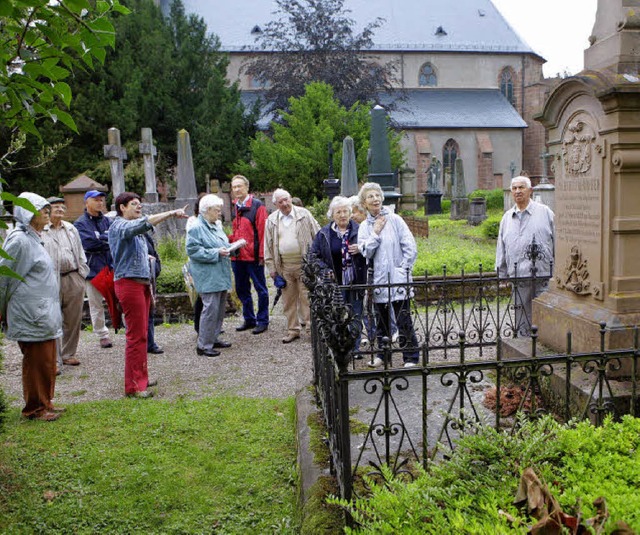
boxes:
[4,0,255,195]
[0,0,128,146]
[234,82,404,203]
[242,0,398,112]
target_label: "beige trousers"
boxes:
[59,271,86,361]
[281,261,310,335]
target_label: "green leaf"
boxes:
[87,16,114,35]
[0,266,24,281]
[0,2,14,16]
[54,81,72,107]
[112,2,131,15]
[48,107,78,132]
[0,248,14,260]
[62,0,91,14]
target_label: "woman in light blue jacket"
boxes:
[186,194,233,357]
[357,182,419,369]
[0,192,63,421]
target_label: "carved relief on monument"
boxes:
[562,121,596,176]
[556,245,593,296]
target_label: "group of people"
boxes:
[0,172,553,421]
[0,190,187,419]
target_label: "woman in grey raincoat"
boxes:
[0,192,63,421]
[357,182,420,369]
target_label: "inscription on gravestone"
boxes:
[554,117,603,299]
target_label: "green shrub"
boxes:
[468,188,504,210]
[157,235,187,263]
[481,214,502,240]
[441,199,451,212]
[332,416,640,533]
[157,258,186,294]
[307,197,330,227]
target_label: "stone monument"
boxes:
[103,127,127,200]
[450,158,469,220]
[368,105,401,206]
[534,0,640,376]
[424,157,443,215]
[340,136,358,197]
[175,129,198,210]
[139,127,158,203]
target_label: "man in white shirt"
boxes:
[264,189,320,343]
[496,176,555,335]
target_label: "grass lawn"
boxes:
[0,396,298,534]
[413,210,500,276]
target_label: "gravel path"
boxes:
[0,310,314,406]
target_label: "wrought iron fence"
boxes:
[303,255,640,502]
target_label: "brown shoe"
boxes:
[100,337,113,349]
[30,411,61,422]
[62,358,80,366]
[282,333,300,344]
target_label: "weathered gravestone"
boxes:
[175,129,198,211]
[450,158,469,220]
[534,0,640,378]
[368,105,401,207]
[139,128,158,203]
[340,136,358,198]
[104,127,127,200]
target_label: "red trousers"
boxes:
[18,339,57,418]
[115,278,151,395]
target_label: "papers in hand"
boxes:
[227,239,247,254]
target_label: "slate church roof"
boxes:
[176,0,541,58]
[386,89,528,129]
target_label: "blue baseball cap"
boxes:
[84,190,106,201]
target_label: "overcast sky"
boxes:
[491,0,598,77]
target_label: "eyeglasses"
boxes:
[128,201,142,207]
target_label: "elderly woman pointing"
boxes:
[0,193,63,421]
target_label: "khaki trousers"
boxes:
[59,271,86,361]
[281,261,310,336]
[86,281,110,340]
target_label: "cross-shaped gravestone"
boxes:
[509,160,517,179]
[539,151,553,184]
[104,127,127,199]
[139,128,158,203]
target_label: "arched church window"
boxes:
[419,63,437,87]
[442,139,459,176]
[500,68,515,105]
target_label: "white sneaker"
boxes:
[403,362,417,368]
[368,357,384,368]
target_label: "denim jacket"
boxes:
[108,216,153,281]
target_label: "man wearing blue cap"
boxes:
[74,190,114,348]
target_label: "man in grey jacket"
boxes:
[496,176,555,335]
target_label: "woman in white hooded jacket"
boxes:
[357,182,420,368]
[0,192,63,421]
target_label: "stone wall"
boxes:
[402,216,428,238]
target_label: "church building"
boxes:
[164,0,552,195]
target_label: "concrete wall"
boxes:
[227,51,542,91]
